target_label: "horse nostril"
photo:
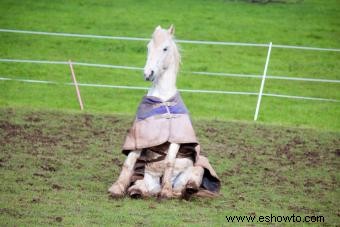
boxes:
[150,70,154,76]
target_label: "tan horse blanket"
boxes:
[122,92,221,194]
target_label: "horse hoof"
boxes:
[108,192,124,199]
[159,194,170,200]
[158,195,170,201]
[186,187,198,195]
[108,183,125,198]
[182,181,199,200]
[156,194,169,202]
[129,189,143,199]
[160,189,173,199]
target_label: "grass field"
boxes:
[0,0,339,130]
[0,108,339,226]
[0,0,340,226]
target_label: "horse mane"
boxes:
[152,28,181,75]
[172,39,181,75]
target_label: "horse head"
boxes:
[143,25,180,82]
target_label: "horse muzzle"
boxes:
[144,70,155,81]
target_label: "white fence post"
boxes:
[254,42,272,121]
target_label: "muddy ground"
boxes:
[0,108,339,226]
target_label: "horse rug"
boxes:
[122,92,221,194]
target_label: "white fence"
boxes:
[0,28,339,120]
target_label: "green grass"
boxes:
[0,108,339,226]
[1,2,340,226]
[0,0,339,130]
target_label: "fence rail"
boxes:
[0,58,339,84]
[1,28,340,52]
[0,28,339,121]
[1,76,338,103]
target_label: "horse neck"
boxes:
[148,66,177,101]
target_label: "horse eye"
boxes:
[163,47,168,52]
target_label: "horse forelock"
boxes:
[152,29,169,46]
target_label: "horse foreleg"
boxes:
[108,150,141,197]
[182,166,204,200]
[160,143,180,198]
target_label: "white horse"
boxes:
[108,25,219,199]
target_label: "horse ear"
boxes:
[168,24,175,35]
[156,25,162,30]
